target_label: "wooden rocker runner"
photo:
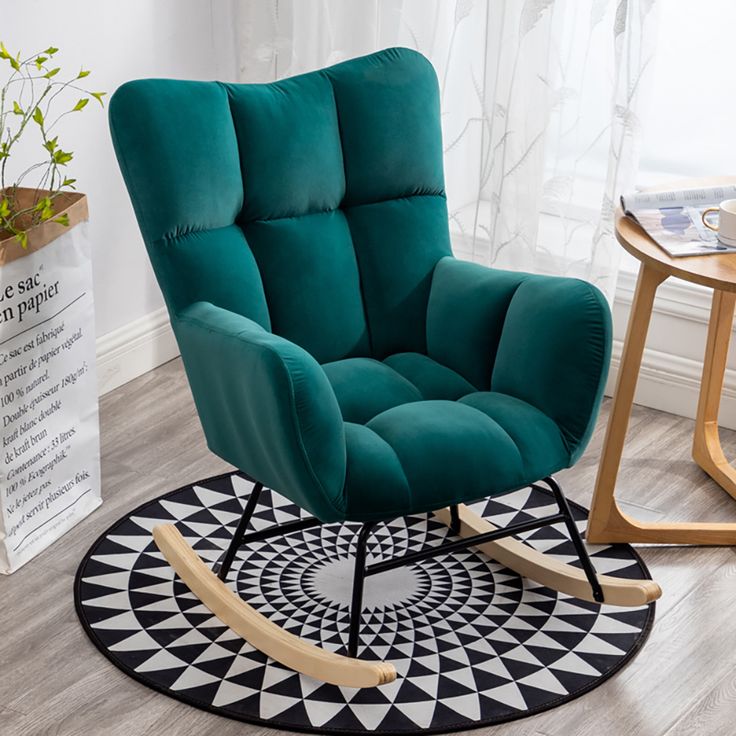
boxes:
[110,48,662,689]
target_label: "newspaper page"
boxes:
[620,184,736,257]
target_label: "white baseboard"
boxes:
[605,340,736,429]
[96,307,179,395]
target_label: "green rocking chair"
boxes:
[109,47,661,689]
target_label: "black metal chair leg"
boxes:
[348,522,376,658]
[543,476,605,603]
[217,482,264,581]
[449,504,460,535]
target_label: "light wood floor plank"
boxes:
[141,702,273,736]
[663,653,736,736]
[5,668,178,736]
[0,708,25,730]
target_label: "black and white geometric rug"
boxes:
[75,472,655,734]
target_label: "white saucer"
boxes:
[717,232,736,247]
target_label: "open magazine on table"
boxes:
[620,184,736,257]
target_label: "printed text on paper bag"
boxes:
[0,271,60,324]
[0,269,94,553]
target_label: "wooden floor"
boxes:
[2,358,736,736]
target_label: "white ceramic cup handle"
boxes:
[702,207,720,232]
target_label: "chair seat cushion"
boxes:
[321,358,422,425]
[322,352,475,424]
[458,392,569,482]
[324,352,572,520]
[383,352,476,400]
[343,394,570,521]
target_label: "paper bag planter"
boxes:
[0,187,101,574]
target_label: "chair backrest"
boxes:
[109,47,452,363]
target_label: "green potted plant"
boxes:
[0,43,105,574]
[0,43,104,257]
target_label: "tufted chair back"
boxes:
[109,48,451,364]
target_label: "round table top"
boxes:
[616,176,736,292]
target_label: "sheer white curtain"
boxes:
[233,0,657,300]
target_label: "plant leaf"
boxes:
[52,213,69,227]
[43,67,60,79]
[32,107,44,126]
[9,54,20,72]
[53,149,73,165]
[44,46,59,55]
[62,177,77,188]
[0,199,10,218]
[91,91,106,106]
[77,69,90,79]
[12,100,23,115]
[43,136,58,153]
[72,98,89,112]
[35,55,48,69]
[0,43,9,60]
[16,231,28,249]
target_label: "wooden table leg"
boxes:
[588,264,736,545]
[587,264,665,543]
[692,289,736,500]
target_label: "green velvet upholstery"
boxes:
[322,358,422,425]
[110,47,612,524]
[383,353,476,401]
[175,302,347,522]
[322,352,476,425]
[458,393,572,484]
[426,257,530,389]
[346,196,452,357]
[367,401,525,513]
[491,276,612,462]
[244,211,369,362]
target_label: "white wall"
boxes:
[3,1,237,390]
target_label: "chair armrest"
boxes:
[492,275,612,463]
[426,257,611,464]
[426,257,530,389]
[173,302,347,521]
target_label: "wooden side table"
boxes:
[588,183,736,545]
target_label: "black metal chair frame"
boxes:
[215,475,604,659]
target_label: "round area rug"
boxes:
[75,472,655,734]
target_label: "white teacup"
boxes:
[702,199,736,245]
